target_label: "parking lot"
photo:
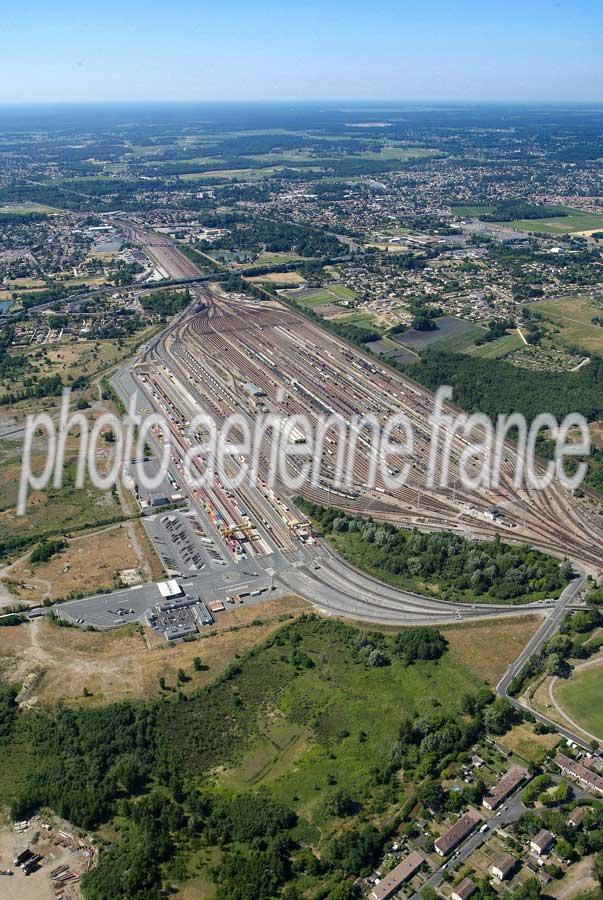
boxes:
[142,508,223,576]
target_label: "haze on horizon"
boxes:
[2,0,603,105]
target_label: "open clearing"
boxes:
[440,615,541,685]
[467,331,525,359]
[0,202,63,216]
[246,271,305,284]
[392,316,483,351]
[503,208,603,234]
[4,523,142,603]
[525,295,603,353]
[0,595,309,708]
[216,615,535,828]
[498,721,560,763]
[179,167,284,182]
[554,660,603,742]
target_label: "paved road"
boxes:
[410,774,594,899]
[411,796,524,899]
[496,573,603,754]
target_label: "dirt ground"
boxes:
[0,814,92,900]
[442,615,542,685]
[550,855,598,899]
[246,272,305,284]
[4,524,141,603]
[0,595,309,707]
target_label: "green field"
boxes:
[335,310,382,331]
[328,282,356,300]
[215,617,480,827]
[426,322,486,354]
[251,252,303,266]
[502,208,603,234]
[526,295,603,353]
[0,202,62,215]
[555,663,603,740]
[451,203,496,217]
[180,167,284,182]
[468,331,525,359]
[286,289,337,308]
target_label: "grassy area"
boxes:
[498,722,560,764]
[554,663,603,740]
[179,167,283,182]
[525,295,603,353]
[328,283,356,300]
[357,145,442,162]
[503,208,603,234]
[5,524,140,603]
[213,617,481,829]
[429,322,487,353]
[451,204,496,217]
[0,202,63,215]
[251,252,303,266]
[441,617,541,686]
[335,310,382,331]
[0,596,309,708]
[468,331,525,359]
[286,289,338,308]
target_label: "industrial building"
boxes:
[148,586,214,641]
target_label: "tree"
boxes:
[193,656,202,672]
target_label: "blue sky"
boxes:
[2,0,602,103]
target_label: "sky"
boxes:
[2,0,603,104]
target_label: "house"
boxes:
[530,830,555,856]
[369,851,424,900]
[452,878,477,900]
[490,854,516,881]
[482,766,527,810]
[567,807,587,829]
[555,753,603,797]
[434,811,481,856]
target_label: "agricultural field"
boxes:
[467,331,525,359]
[554,661,603,741]
[526,295,603,353]
[392,316,483,351]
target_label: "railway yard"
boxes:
[51,223,603,633]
